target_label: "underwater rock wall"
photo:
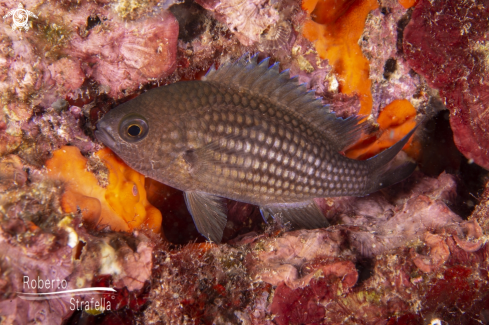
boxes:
[0,0,489,324]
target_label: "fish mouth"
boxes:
[95,122,118,150]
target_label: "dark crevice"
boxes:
[417,109,489,218]
[74,240,86,260]
[170,0,207,42]
[396,8,413,55]
[355,258,375,286]
[383,58,397,79]
[86,15,101,31]
[452,158,489,219]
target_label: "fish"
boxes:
[95,54,417,242]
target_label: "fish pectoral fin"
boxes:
[261,200,329,230]
[184,191,228,243]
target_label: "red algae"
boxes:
[410,233,450,273]
[404,0,489,170]
[269,259,358,325]
[140,242,268,324]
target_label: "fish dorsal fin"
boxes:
[203,54,366,151]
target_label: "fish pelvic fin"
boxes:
[203,53,367,151]
[184,191,228,243]
[365,126,418,193]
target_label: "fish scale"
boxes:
[182,96,369,204]
[96,54,417,242]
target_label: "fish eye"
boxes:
[127,124,142,137]
[119,115,149,142]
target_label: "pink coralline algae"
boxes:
[47,58,86,94]
[70,12,178,97]
[360,0,423,118]
[0,0,178,160]
[0,0,178,104]
[19,105,97,165]
[0,103,31,156]
[0,155,27,192]
[241,207,487,324]
[317,172,462,257]
[0,157,155,323]
[403,0,489,170]
[195,0,280,46]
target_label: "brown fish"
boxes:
[95,55,416,242]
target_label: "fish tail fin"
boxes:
[365,126,417,193]
[367,161,417,193]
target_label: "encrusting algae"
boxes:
[46,146,162,233]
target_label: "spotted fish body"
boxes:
[96,55,416,242]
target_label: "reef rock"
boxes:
[0,1,178,103]
[138,170,489,324]
[0,197,155,324]
[70,12,178,98]
[318,171,463,257]
[195,0,280,46]
[2,0,489,323]
[361,0,423,117]
[0,1,179,163]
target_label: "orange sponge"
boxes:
[302,0,378,115]
[345,99,418,159]
[46,146,162,233]
[398,0,418,9]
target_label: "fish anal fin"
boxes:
[261,200,329,230]
[184,191,228,242]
